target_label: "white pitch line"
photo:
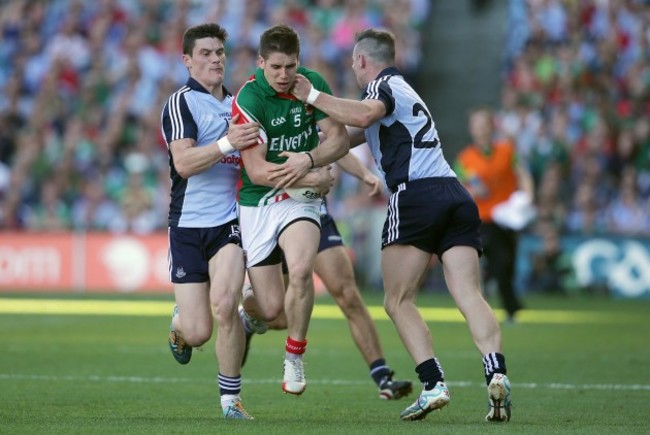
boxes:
[1,373,649,391]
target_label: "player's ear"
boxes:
[359,54,367,69]
[257,55,264,67]
[182,53,191,69]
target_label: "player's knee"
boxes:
[183,324,212,347]
[383,293,403,319]
[334,285,364,315]
[265,304,285,322]
[286,259,313,284]
[268,313,288,330]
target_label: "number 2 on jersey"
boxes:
[412,103,439,149]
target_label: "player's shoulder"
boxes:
[162,85,193,117]
[235,74,263,101]
[165,85,191,104]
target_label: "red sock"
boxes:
[285,336,307,356]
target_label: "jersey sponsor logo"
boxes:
[220,155,242,166]
[269,125,314,151]
[271,116,286,126]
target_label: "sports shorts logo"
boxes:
[175,267,186,279]
[271,116,286,126]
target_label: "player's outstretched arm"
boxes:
[292,74,385,128]
[170,114,258,179]
[336,152,383,197]
[224,113,260,151]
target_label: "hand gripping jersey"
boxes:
[161,78,241,227]
[361,67,455,191]
[233,66,331,206]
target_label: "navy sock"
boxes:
[416,358,444,390]
[482,352,507,385]
[218,373,241,396]
[369,358,391,386]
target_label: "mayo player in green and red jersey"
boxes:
[232,24,349,396]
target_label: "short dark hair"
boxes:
[355,28,395,64]
[182,23,228,55]
[259,24,300,59]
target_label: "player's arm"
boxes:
[336,152,383,197]
[167,113,259,179]
[308,116,350,169]
[318,126,365,149]
[270,104,350,189]
[270,116,349,188]
[292,74,386,128]
[241,142,333,191]
[346,126,367,148]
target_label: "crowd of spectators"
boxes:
[1,0,648,241]
[0,0,429,233]
[498,0,650,238]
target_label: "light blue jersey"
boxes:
[161,78,241,228]
[361,67,455,191]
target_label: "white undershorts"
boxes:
[239,198,321,267]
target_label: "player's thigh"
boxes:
[208,243,246,308]
[314,246,356,298]
[278,219,320,276]
[381,244,432,300]
[248,263,287,315]
[173,281,212,331]
[440,245,483,303]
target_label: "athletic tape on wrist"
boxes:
[217,136,235,155]
[306,87,321,105]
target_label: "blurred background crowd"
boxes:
[0,0,648,242]
[500,0,650,241]
[0,0,429,233]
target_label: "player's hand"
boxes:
[226,113,260,150]
[269,151,312,188]
[314,165,335,196]
[290,74,311,102]
[363,173,383,197]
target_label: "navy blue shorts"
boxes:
[168,219,242,283]
[318,213,344,252]
[383,177,482,260]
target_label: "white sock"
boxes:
[220,394,239,410]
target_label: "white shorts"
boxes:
[239,199,321,267]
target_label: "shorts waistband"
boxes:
[389,177,457,193]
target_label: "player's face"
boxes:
[260,52,299,94]
[184,37,226,91]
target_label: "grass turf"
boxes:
[0,292,648,434]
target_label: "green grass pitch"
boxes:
[1,292,648,434]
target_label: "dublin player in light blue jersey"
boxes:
[290,28,512,423]
[160,23,259,420]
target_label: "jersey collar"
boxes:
[375,66,402,80]
[186,77,232,97]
